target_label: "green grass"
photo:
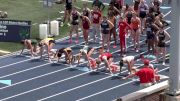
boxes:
[0,0,108,52]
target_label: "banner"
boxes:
[0,19,31,42]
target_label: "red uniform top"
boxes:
[99,52,112,61]
[92,11,102,24]
[135,67,155,83]
[119,21,129,35]
[131,19,140,29]
[82,18,90,30]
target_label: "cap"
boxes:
[143,59,150,65]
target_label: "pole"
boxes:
[43,0,52,37]
[167,0,180,96]
[47,6,50,36]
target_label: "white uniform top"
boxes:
[80,45,89,54]
[122,56,134,62]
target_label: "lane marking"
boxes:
[37,3,172,101]
[0,66,106,101]
[0,25,170,98]
[38,39,171,101]
[0,39,147,100]
[0,22,171,99]
[0,59,89,90]
[37,45,168,101]
[0,38,123,89]
[0,59,33,69]
[164,10,171,17]
[0,37,88,70]
[76,67,170,101]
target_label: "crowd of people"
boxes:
[20,0,171,88]
[60,0,170,64]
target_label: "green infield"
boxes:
[0,0,108,52]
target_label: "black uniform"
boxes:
[146,24,155,40]
[101,20,110,34]
[65,0,72,10]
[158,31,166,47]
[83,9,89,17]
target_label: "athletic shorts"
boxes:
[139,11,146,19]
[146,31,155,40]
[127,18,132,25]
[158,42,166,47]
[71,20,79,25]
[102,30,110,34]
[65,4,72,10]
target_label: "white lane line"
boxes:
[0,37,169,100]
[0,38,146,100]
[0,63,50,79]
[0,63,80,90]
[76,67,170,101]
[164,10,171,17]
[134,63,170,66]
[0,36,88,70]
[0,24,170,99]
[0,38,111,79]
[37,59,143,101]
[0,38,121,89]
[0,59,32,69]
[0,42,121,90]
[76,80,135,101]
[75,46,171,101]
[25,4,174,101]
[0,66,106,101]
[0,26,170,98]
[37,44,160,101]
[49,42,170,101]
[37,46,162,101]
[158,67,170,73]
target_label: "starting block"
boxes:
[76,66,91,72]
[160,6,171,9]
